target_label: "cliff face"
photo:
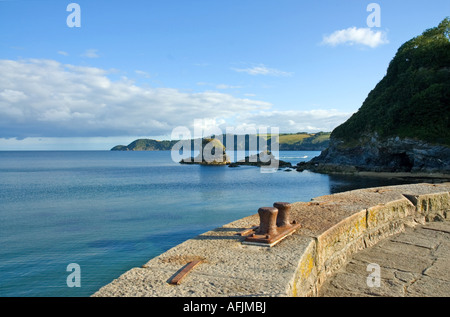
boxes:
[306,18,450,174]
[308,134,450,173]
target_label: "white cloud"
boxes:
[57,51,69,56]
[81,48,100,58]
[197,82,242,90]
[322,27,388,48]
[215,84,242,90]
[0,58,352,141]
[232,64,293,77]
[234,109,352,133]
[0,89,27,103]
[135,70,150,78]
[0,59,271,139]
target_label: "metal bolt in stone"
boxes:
[273,202,291,227]
[256,207,278,237]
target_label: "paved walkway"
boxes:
[319,219,450,297]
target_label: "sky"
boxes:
[0,0,448,150]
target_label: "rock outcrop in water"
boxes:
[180,138,231,165]
[228,151,292,168]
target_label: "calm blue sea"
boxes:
[0,151,415,297]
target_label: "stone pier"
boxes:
[92,182,450,297]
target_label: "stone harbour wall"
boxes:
[92,182,450,297]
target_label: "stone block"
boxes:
[404,192,450,221]
[366,199,415,230]
[316,210,367,279]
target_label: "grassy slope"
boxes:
[277,132,331,150]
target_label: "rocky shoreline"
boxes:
[295,135,450,178]
[296,161,450,179]
[177,136,450,179]
[180,146,450,179]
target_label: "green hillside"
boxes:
[111,139,178,151]
[277,132,330,150]
[331,17,450,146]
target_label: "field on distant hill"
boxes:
[111,132,331,151]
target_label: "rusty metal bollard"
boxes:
[243,202,300,247]
[273,202,291,227]
[255,207,278,237]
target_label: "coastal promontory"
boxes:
[110,133,330,152]
[299,18,450,175]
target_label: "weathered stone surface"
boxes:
[93,215,315,297]
[290,238,318,296]
[319,218,450,297]
[404,192,450,221]
[406,276,450,297]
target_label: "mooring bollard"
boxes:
[273,202,291,227]
[256,207,279,237]
[243,202,301,247]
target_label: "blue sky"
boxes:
[0,0,448,150]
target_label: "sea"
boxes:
[0,150,418,297]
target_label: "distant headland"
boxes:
[110,132,331,152]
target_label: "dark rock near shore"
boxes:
[297,135,450,174]
[228,151,292,168]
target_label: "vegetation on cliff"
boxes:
[111,139,178,151]
[332,17,450,147]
